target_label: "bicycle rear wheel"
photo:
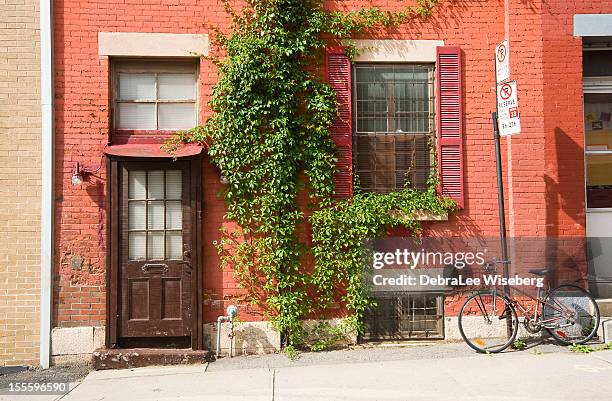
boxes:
[543,284,600,345]
[458,291,519,353]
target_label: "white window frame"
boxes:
[112,59,199,131]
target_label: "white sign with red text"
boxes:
[497,80,521,136]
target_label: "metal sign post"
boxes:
[492,112,510,288]
[494,40,513,339]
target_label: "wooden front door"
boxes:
[118,161,193,342]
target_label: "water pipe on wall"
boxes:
[216,305,238,358]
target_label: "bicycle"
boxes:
[458,258,601,353]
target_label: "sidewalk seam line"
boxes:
[56,381,82,401]
[272,368,276,401]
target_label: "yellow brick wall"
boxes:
[0,0,41,366]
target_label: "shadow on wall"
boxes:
[544,127,587,286]
[205,322,280,357]
[232,324,278,356]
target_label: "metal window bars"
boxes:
[353,64,435,194]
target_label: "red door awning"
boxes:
[103,143,203,158]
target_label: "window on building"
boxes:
[584,90,612,209]
[113,60,198,131]
[353,64,435,194]
[362,294,444,340]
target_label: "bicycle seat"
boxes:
[528,268,549,276]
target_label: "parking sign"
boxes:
[496,80,521,136]
[495,40,510,83]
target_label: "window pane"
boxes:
[585,93,612,151]
[586,153,612,208]
[147,201,165,230]
[147,170,164,199]
[128,201,146,230]
[166,201,182,229]
[584,51,612,77]
[128,171,146,199]
[158,103,196,130]
[129,232,146,260]
[118,103,156,130]
[166,170,182,199]
[166,231,183,260]
[355,134,431,194]
[147,232,165,259]
[354,65,432,134]
[119,73,156,100]
[158,73,196,100]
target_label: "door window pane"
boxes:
[147,201,165,230]
[129,232,146,260]
[147,232,165,259]
[165,201,182,229]
[165,170,182,199]
[127,169,184,260]
[128,171,147,199]
[128,201,146,230]
[147,171,165,199]
[166,231,183,260]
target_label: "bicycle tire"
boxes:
[543,284,600,345]
[458,291,519,353]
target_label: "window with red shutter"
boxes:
[325,47,353,198]
[353,64,435,194]
[435,46,464,208]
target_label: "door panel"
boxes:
[119,162,193,339]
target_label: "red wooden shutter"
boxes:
[436,46,464,208]
[325,47,353,198]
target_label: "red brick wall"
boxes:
[53,0,612,327]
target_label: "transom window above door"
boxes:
[113,60,198,131]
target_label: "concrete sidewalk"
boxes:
[50,349,612,401]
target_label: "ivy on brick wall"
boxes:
[168,0,455,353]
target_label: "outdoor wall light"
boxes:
[71,157,104,186]
[220,174,229,185]
[71,162,85,186]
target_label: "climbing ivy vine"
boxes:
[168,0,456,350]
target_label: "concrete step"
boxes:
[596,298,612,317]
[92,348,211,370]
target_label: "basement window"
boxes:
[362,293,444,341]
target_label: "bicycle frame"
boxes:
[484,267,575,330]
